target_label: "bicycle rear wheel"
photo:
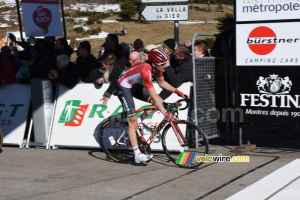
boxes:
[162,120,209,169]
[99,117,134,163]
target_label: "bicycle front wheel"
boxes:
[162,120,209,169]
[99,117,134,163]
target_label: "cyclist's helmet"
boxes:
[148,49,168,66]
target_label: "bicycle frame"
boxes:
[113,106,189,149]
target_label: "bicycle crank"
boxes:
[138,140,151,155]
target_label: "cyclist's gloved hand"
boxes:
[175,89,189,99]
[164,112,175,122]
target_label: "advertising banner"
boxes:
[49,83,190,150]
[236,22,300,66]
[22,0,62,37]
[0,84,31,146]
[236,0,300,22]
[237,66,300,126]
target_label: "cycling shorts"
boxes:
[116,85,137,118]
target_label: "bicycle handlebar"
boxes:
[163,96,191,111]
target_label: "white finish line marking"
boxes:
[226,159,300,200]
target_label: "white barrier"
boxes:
[0,84,31,147]
[48,82,191,150]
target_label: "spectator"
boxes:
[97,44,105,61]
[47,54,79,89]
[159,45,193,99]
[28,39,56,79]
[0,51,18,86]
[129,43,133,52]
[120,25,126,36]
[194,40,210,57]
[211,17,235,57]
[129,51,143,66]
[1,46,21,69]
[97,51,122,105]
[133,39,144,52]
[103,34,128,70]
[76,41,102,85]
[120,42,131,64]
[16,50,34,84]
[54,38,74,57]
[144,44,157,60]
[161,38,176,56]
[159,38,176,91]
[210,16,235,133]
[194,40,211,80]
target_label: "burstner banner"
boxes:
[22,0,62,37]
[236,22,300,66]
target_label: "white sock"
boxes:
[133,146,141,157]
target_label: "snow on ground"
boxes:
[0,0,16,7]
[73,25,90,31]
[76,31,109,41]
[0,23,9,27]
[67,4,120,12]
[102,20,119,23]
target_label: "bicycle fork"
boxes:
[170,122,188,147]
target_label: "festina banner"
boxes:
[237,66,300,126]
[236,22,300,66]
[22,0,62,37]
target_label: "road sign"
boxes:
[141,0,188,3]
[139,5,189,21]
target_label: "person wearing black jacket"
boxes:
[159,45,193,99]
[47,54,79,89]
[97,51,122,105]
[103,34,128,70]
[76,41,102,85]
[54,38,74,58]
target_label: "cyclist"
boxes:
[116,49,188,163]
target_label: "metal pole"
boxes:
[239,127,243,148]
[60,0,67,39]
[174,21,179,44]
[16,0,24,42]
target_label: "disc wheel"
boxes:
[99,117,133,163]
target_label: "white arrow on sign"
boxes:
[139,5,189,21]
[141,0,188,3]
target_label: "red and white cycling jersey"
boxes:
[118,61,163,89]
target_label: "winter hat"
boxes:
[162,39,176,52]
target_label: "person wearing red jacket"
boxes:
[0,48,18,86]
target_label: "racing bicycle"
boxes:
[99,98,209,169]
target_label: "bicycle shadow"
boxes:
[88,150,148,167]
